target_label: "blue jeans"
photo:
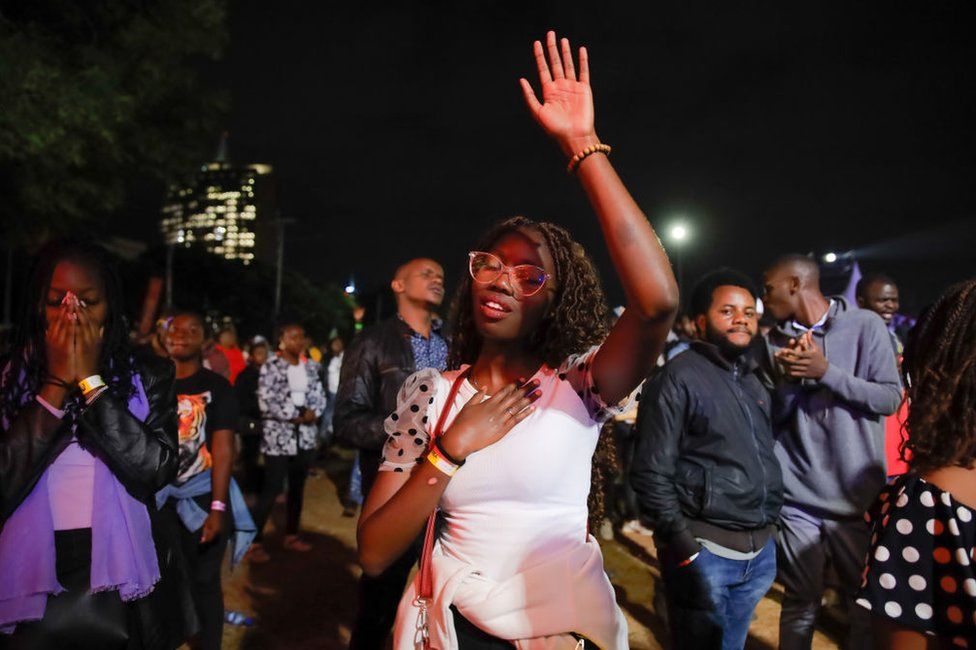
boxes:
[319,390,337,443]
[347,451,363,505]
[661,539,776,650]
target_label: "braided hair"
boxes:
[901,278,976,473]
[1,239,136,425]
[447,216,609,370]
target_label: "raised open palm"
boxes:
[519,31,597,155]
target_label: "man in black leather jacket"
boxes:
[334,257,447,650]
[631,269,783,649]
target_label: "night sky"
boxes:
[149,2,976,312]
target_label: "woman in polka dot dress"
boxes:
[857,279,976,648]
[356,32,679,649]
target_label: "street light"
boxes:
[667,221,692,300]
[823,252,838,264]
[670,224,689,243]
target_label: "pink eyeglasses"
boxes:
[468,251,551,297]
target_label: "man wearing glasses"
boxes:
[335,257,447,650]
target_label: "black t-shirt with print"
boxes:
[174,368,239,483]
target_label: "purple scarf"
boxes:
[0,375,161,633]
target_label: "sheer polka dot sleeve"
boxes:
[856,475,976,642]
[379,368,441,473]
[557,346,639,423]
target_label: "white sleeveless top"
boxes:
[379,346,633,582]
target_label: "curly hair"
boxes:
[1,239,136,426]
[447,216,609,369]
[588,419,620,533]
[901,278,976,474]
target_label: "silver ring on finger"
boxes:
[506,407,516,417]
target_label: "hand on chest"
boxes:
[440,381,598,509]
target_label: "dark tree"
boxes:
[0,0,229,244]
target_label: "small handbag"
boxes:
[412,369,469,649]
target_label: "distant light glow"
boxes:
[669,223,689,243]
[824,252,838,264]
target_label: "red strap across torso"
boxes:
[417,369,469,600]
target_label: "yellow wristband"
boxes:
[78,375,106,395]
[426,448,459,477]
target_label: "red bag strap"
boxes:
[417,368,469,601]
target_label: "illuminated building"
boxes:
[160,134,276,265]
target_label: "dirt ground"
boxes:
[214,451,842,649]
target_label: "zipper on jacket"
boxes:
[733,360,768,535]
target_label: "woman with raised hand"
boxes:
[358,32,678,649]
[0,240,194,649]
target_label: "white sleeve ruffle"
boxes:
[379,368,442,473]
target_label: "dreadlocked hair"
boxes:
[900,278,976,474]
[1,239,136,426]
[447,216,609,370]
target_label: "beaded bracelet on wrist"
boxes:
[566,143,612,174]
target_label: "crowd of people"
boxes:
[0,31,974,650]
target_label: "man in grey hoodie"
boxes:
[761,254,901,649]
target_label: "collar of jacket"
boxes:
[270,354,311,371]
[690,339,760,375]
[395,314,443,338]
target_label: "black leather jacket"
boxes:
[334,317,427,496]
[631,341,784,566]
[0,353,196,649]
[334,317,417,453]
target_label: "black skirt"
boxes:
[453,606,515,649]
[0,529,139,650]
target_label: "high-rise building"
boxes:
[160,134,275,265]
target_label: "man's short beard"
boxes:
[169,349,203,363]
[704,322,753,359]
